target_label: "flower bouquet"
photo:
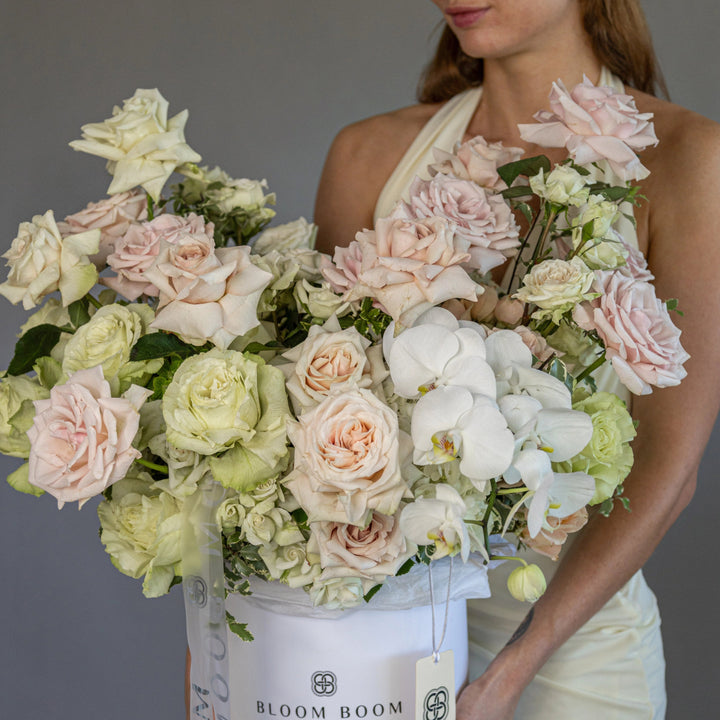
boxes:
[1,79,687,719]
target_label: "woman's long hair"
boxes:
[418,0,668,103]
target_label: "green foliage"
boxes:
[666,298,684,316]
[7,324,65,376]
[130,332,209,361]
[339,297,392,340]
[68,297,91,329]
[497,155,551,187]
[548,357,575,393]
[226,610,254,642]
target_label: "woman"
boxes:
[314,1,720,718]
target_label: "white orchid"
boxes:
[399,484,470,561]
[411,385,515,484]
[383,307,495,400]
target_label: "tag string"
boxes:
[428,556,453,663]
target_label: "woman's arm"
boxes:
[458,112,720,719]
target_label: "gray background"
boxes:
[1,1,717,717]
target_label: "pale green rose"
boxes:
[163,349,291,491]
[258,542,317,587]
[293,279,350,320]
[62,303,155,380]
[309,575,365,609]
[252,218,317,255]
[6,462,44,497]
[0,375,50,457]
[149,433,210,500]
[216,495,248,534]
[97,470,183,598]
[574,235,628,271]
[507,563,547,602]
[514,257,595,324]
[242,499,303,547]
[574,195,621,238]
[0,210,99,310]
[529,165,590,207]
[569,390,636,504]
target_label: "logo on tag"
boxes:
[423,686,449,720]
[186,575,208,608]
[311,670,337,697]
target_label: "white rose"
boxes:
[70,88,202,201]
[252,217,318,255]
[216,496,248,534]
[0,210,99,310]
[309,575,365,609]
[258,542,319,588]
[514,257,595,323]
[530,165,590,207]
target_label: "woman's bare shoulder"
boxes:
[314,102,443,253]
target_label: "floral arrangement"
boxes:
[1,80,687,633]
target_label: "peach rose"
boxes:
[27,366,150,509]
[281,318,388,412]
[57,190,149,266]
[284,388,409,526]
[430,135,524,190]
[518,77,658,182]
[493,295,524,326]
[573,270,689,394]
[344,214,478,329]
[308,510,415,587]
[403,175,520,274]
[143,218,272,348]
[520,507,588,561]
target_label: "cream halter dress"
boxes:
[374,68,667,719]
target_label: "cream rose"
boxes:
[284,388,409,526]
[293,279,349,320]
[26,366,150,508]
[281,317,388,412]
[515,257,596,323]
[0,210,99,309]
[529,165,590,207]
[69,88,202,200]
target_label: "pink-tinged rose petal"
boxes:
[518,77,658,182]
[26,367,149,508]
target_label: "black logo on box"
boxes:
[423,686,449,720]
[311,671,337,697]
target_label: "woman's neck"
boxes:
[464,43,602,152]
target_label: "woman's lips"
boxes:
[447,7,490,29]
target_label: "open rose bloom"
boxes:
[2,79,688,631]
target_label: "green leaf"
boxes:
[497,155,551,187]
[363,584,383,603]
[500,185,534,200]
[665,298,684,316]
[130,332,203,361]
[243,341,283,354]
[226,610,254,642]
[598,498,614,517]
[516,202,534,224]
[396,558,415,577]
[68,297,91,329]
[7,324,64,376]
[548,357,575,392]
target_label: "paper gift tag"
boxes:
[416,650,456,720]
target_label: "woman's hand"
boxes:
[457,672,520,720]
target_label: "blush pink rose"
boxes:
[284,388,409,526]
[573,270,689,394]
[57,190,150,267]
[430,135,524,190]
[320,240,363,294]
[620,241,654,282]
[344,213,478,328]
[143,225,273,348]
[26,366,149,509]
[308,511,414,586]
[520,507,588,561]
[518,76,658,182]
[102,213,209,301]
[402,175,520,274]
